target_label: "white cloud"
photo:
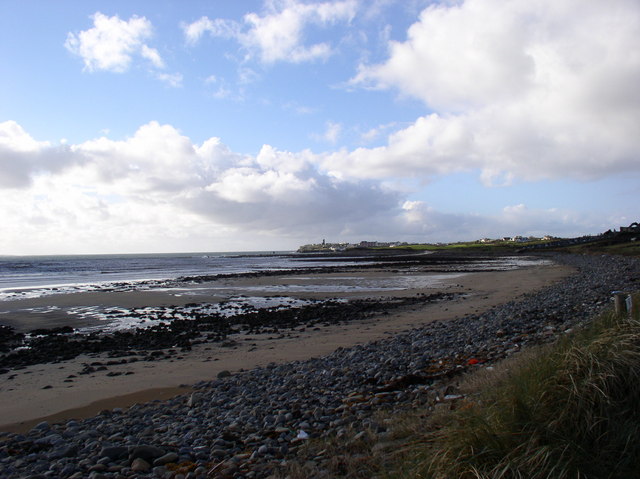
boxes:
[283,101,316,115]
[0,121,49,152]
[183,0,358,64]
[0,121,82,188]
[313,121,342,144]
[344,0,640,183]
[324,113,477,179]
[398,200,603,241]
[238,67,260,84]
[140,45,165,69]
[202,75,240,100]
[183,16,239,45]
[65,12,164,73]
[156,72,183,88]
[0,121,400,253]
[358,122,398,144]
[324,122,342,144]
[0,120,622,254]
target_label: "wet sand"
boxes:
[0,262,572,432]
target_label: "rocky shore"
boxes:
[0,293,459,372]
[0,253,638,479]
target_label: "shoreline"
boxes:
[1,253,638,479]
[0,261,571,432]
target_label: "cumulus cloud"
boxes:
[359,122,397,144]
[0,121,401,252]
[183,0,358,63]
[183,17,240,45]
[0,121,84,188]
[65,12,164,72]
[344,0,640,183]
[0,120,617,254]
[324,113,476,179]
[397,200,602,241]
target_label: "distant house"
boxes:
[620,222,640,233]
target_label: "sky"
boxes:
[0,0,639,255]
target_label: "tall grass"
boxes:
[421,295,640,479]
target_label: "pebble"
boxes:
[0,253,637,478]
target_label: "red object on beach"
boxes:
[467,358,479,365]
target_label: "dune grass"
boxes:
[562,240,640,257]
[400,294,640,479]
[280,294,640,479]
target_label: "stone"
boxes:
[129,444,165,463]
[130,457,151,472]
[1,254,638,479]
[99,446,128,460]
[153,452,179,466]
[32,421,50,432]
[187,392,198,407]
[210,448,227,459]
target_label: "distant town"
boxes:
[297,222,640,253]
[297,236,557,253]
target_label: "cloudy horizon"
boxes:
[1,0,638,255]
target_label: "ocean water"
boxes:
[0,253,552,333]
[0,251,355,299]
[0,252,551,303]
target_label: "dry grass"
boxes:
[414,294,640,479]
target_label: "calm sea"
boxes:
[0,251,333,292]
[0,252,551,303]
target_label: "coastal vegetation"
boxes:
[298,222,640,255]
[402,238,640,256]
[297,238,553,253]
[560,239,640,257]
[380,239,549,252]
[283,294,640,478]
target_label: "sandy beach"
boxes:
[0,261,571,433]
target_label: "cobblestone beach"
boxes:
[1,253,638,479]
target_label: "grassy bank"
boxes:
[381,238,640,256]
[282,294,640,479]
[378,240,548,253]
[560,240,640,257]
[417,294,640,479]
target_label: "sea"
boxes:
[0,251,352,300]
[0,251,551,333]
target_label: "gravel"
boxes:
[0,253,638,479]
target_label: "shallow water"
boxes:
[0,251,370,301]
[0,254,552,335]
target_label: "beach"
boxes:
[2,252,638,479]
[0,259,570,432]
[0,254,640,479]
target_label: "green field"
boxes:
[375,239,552,252]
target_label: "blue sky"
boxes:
[0,0,638,254]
